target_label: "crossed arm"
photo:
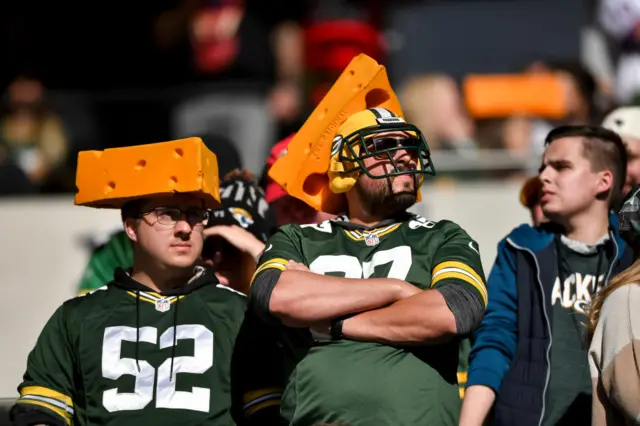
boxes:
[253,260,459,345]
[250,224,487,346]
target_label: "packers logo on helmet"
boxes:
[328,107,435,194]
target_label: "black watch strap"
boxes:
[330,318,344,341]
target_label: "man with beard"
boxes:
[249,107,487,426]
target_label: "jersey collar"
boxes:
[332,212,412,231]
[109,265,219,296]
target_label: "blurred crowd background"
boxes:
[1,0,636,195]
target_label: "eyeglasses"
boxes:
[138,207,210,227]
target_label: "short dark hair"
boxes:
[544,125,627,206]
[120,198,150,222]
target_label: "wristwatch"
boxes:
[330,318,344,341]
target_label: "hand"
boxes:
[203,225,265,260]
[285,260,310,272]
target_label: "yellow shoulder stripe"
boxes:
[249,258,289,286]
[431,261,488,306]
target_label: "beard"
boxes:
[354,175,417,219]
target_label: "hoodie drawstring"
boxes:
[135,289,141,372]
[170,295,180,382]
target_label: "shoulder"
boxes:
[59,285,114,321]
[402,215,472,242]
[600,283,640,325]
[275,219,339,240]
[402,214,455,233]
[499,222,556,252]
[199,283,248,313]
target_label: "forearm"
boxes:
[342,289,457,345]
[459,385,496,426]
[269,270,405,327]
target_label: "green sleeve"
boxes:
[13,304,75,425]
[77,231,133,294]
[430,221,488,309]
[250,226,305,286]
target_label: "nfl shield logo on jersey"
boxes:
[365,233,380,246]
[155,298,170,313]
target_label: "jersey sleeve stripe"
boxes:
[244,399,281,416]
[16,399,72,425]
[433,261,484,286]
[250,258,289,285]
[242,387,283,416]
[431,262,488,306]
[242,386,283,404]
[457,372,468,399]
[20,395,74,414]
[20,386,73,407]
[431,270,487,306]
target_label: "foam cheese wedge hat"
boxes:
[267,53,406,214]
[74,137,221,209]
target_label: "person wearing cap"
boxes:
[264,134,336,226]
[520,176,548,226]
[588,184,640,425]
[461,125,634,426]
[602,106,640,195]
[10,139,248,426]
[250,107,487,425]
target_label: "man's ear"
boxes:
[596,169,614,198]
[123,218,138,243]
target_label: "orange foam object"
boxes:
[463,74,568,119]
[74,137,221,209]
[268,53,407,214]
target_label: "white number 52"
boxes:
[102,324,213,413]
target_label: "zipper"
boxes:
[604,230,619,285]
[506,238,552,426]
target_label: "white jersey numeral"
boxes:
[102,324,214,413]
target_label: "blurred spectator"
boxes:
[598,0,640,104]
[302,0,385,109]
[263,134,336,227]
[602,106,640,195]
[0,74,69,189]
[496,61,600,157]
[400,74,477,154]
[519,176,548,226]
[161,0,307,173]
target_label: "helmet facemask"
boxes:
[334,123,436,181]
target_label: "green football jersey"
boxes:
[12,267,247,426]
[252,214,487,426]
[77,231,133,295]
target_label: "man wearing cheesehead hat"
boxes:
[10,138,247,426]
[249,59,488,424]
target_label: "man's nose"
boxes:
[174,216,194,234]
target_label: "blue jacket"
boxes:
[466,214,634,426]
